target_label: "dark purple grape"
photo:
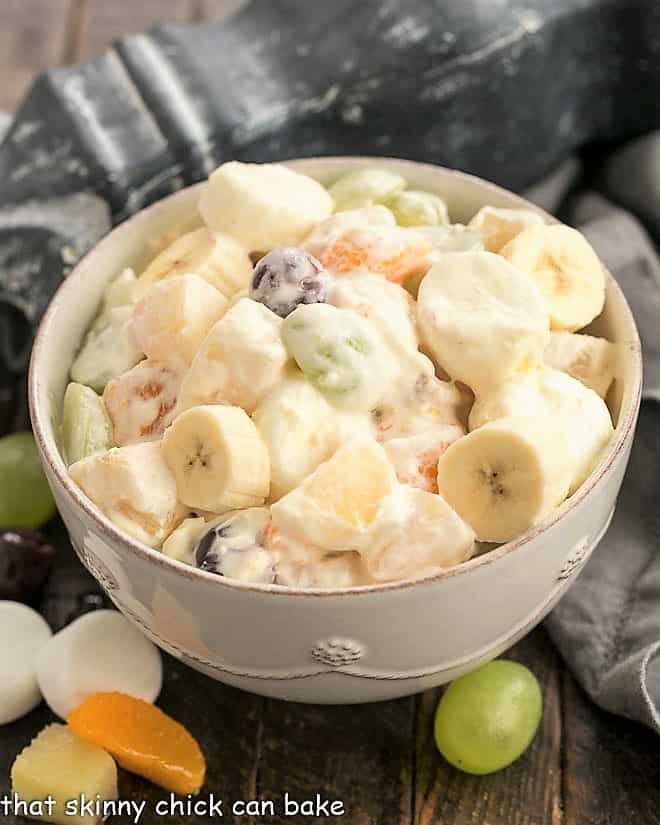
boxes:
[249,247,330,318]
[195,510,274,585]
[0,527,56,602]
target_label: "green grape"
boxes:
[434,660,542,775]
[0,432,56,528]
[328,168,405,212]
[61,382,114,466]
[281,303,385,409]
[388,190,449,227]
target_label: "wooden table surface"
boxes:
[1,3,659,824]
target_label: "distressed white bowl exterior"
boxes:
[29,158,642,703]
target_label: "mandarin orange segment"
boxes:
[67,692,205,795]
[320,229,431,283]
[320,237,370,272]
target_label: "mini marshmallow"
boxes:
[36,609,162,719]
[0,601,52,724]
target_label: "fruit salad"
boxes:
[62,162,616,587]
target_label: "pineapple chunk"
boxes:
[69,442,186,547]
[363,487,476,581]
[271,439,397,552]
[11,724,117,825]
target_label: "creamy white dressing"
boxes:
[69,183,478,587]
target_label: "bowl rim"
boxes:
[28,155,643,598]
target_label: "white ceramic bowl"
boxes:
[29,158,642,704]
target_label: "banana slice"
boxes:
[500,224,605,331]
[161,516,207,565]
[417,251,549,394]
[468,206,544,252]
[69,442,186,547]
[436,416,572,543]
[131,273,228,367]
[103,359,183,446]
[70,306,143,393]
[253,374,340,500]
[199,161,333,251]
[271,439,398,552]
[135,227,253,301]
[302,205,396,258]
[469,367,614,494]
[363,486,475,581]
[544,331,615,398]
[161,405,270,513]
[176,297,289,415]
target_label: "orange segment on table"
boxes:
[67,692,206,795]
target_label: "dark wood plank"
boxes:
[257,696,415,824]
[414,628,563,825]
[0,0,72,111]
[563,670,660,825]
[111,664,262,825]
[74,0,194,62]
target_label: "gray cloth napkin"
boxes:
[525,140,660,734]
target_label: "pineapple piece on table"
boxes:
[11,724,117,825]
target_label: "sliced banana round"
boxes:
[417,251,550,394]
[468,206,544,252]
[161,405,270,513]
[199,161,333,251]
[544,331,615,398]
[436,416,572,543]
[135,227,252,301]
[500,224,605,332]
[469,367,614,495]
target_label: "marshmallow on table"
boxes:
[36,609,162,719]
[0,601,52,725]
